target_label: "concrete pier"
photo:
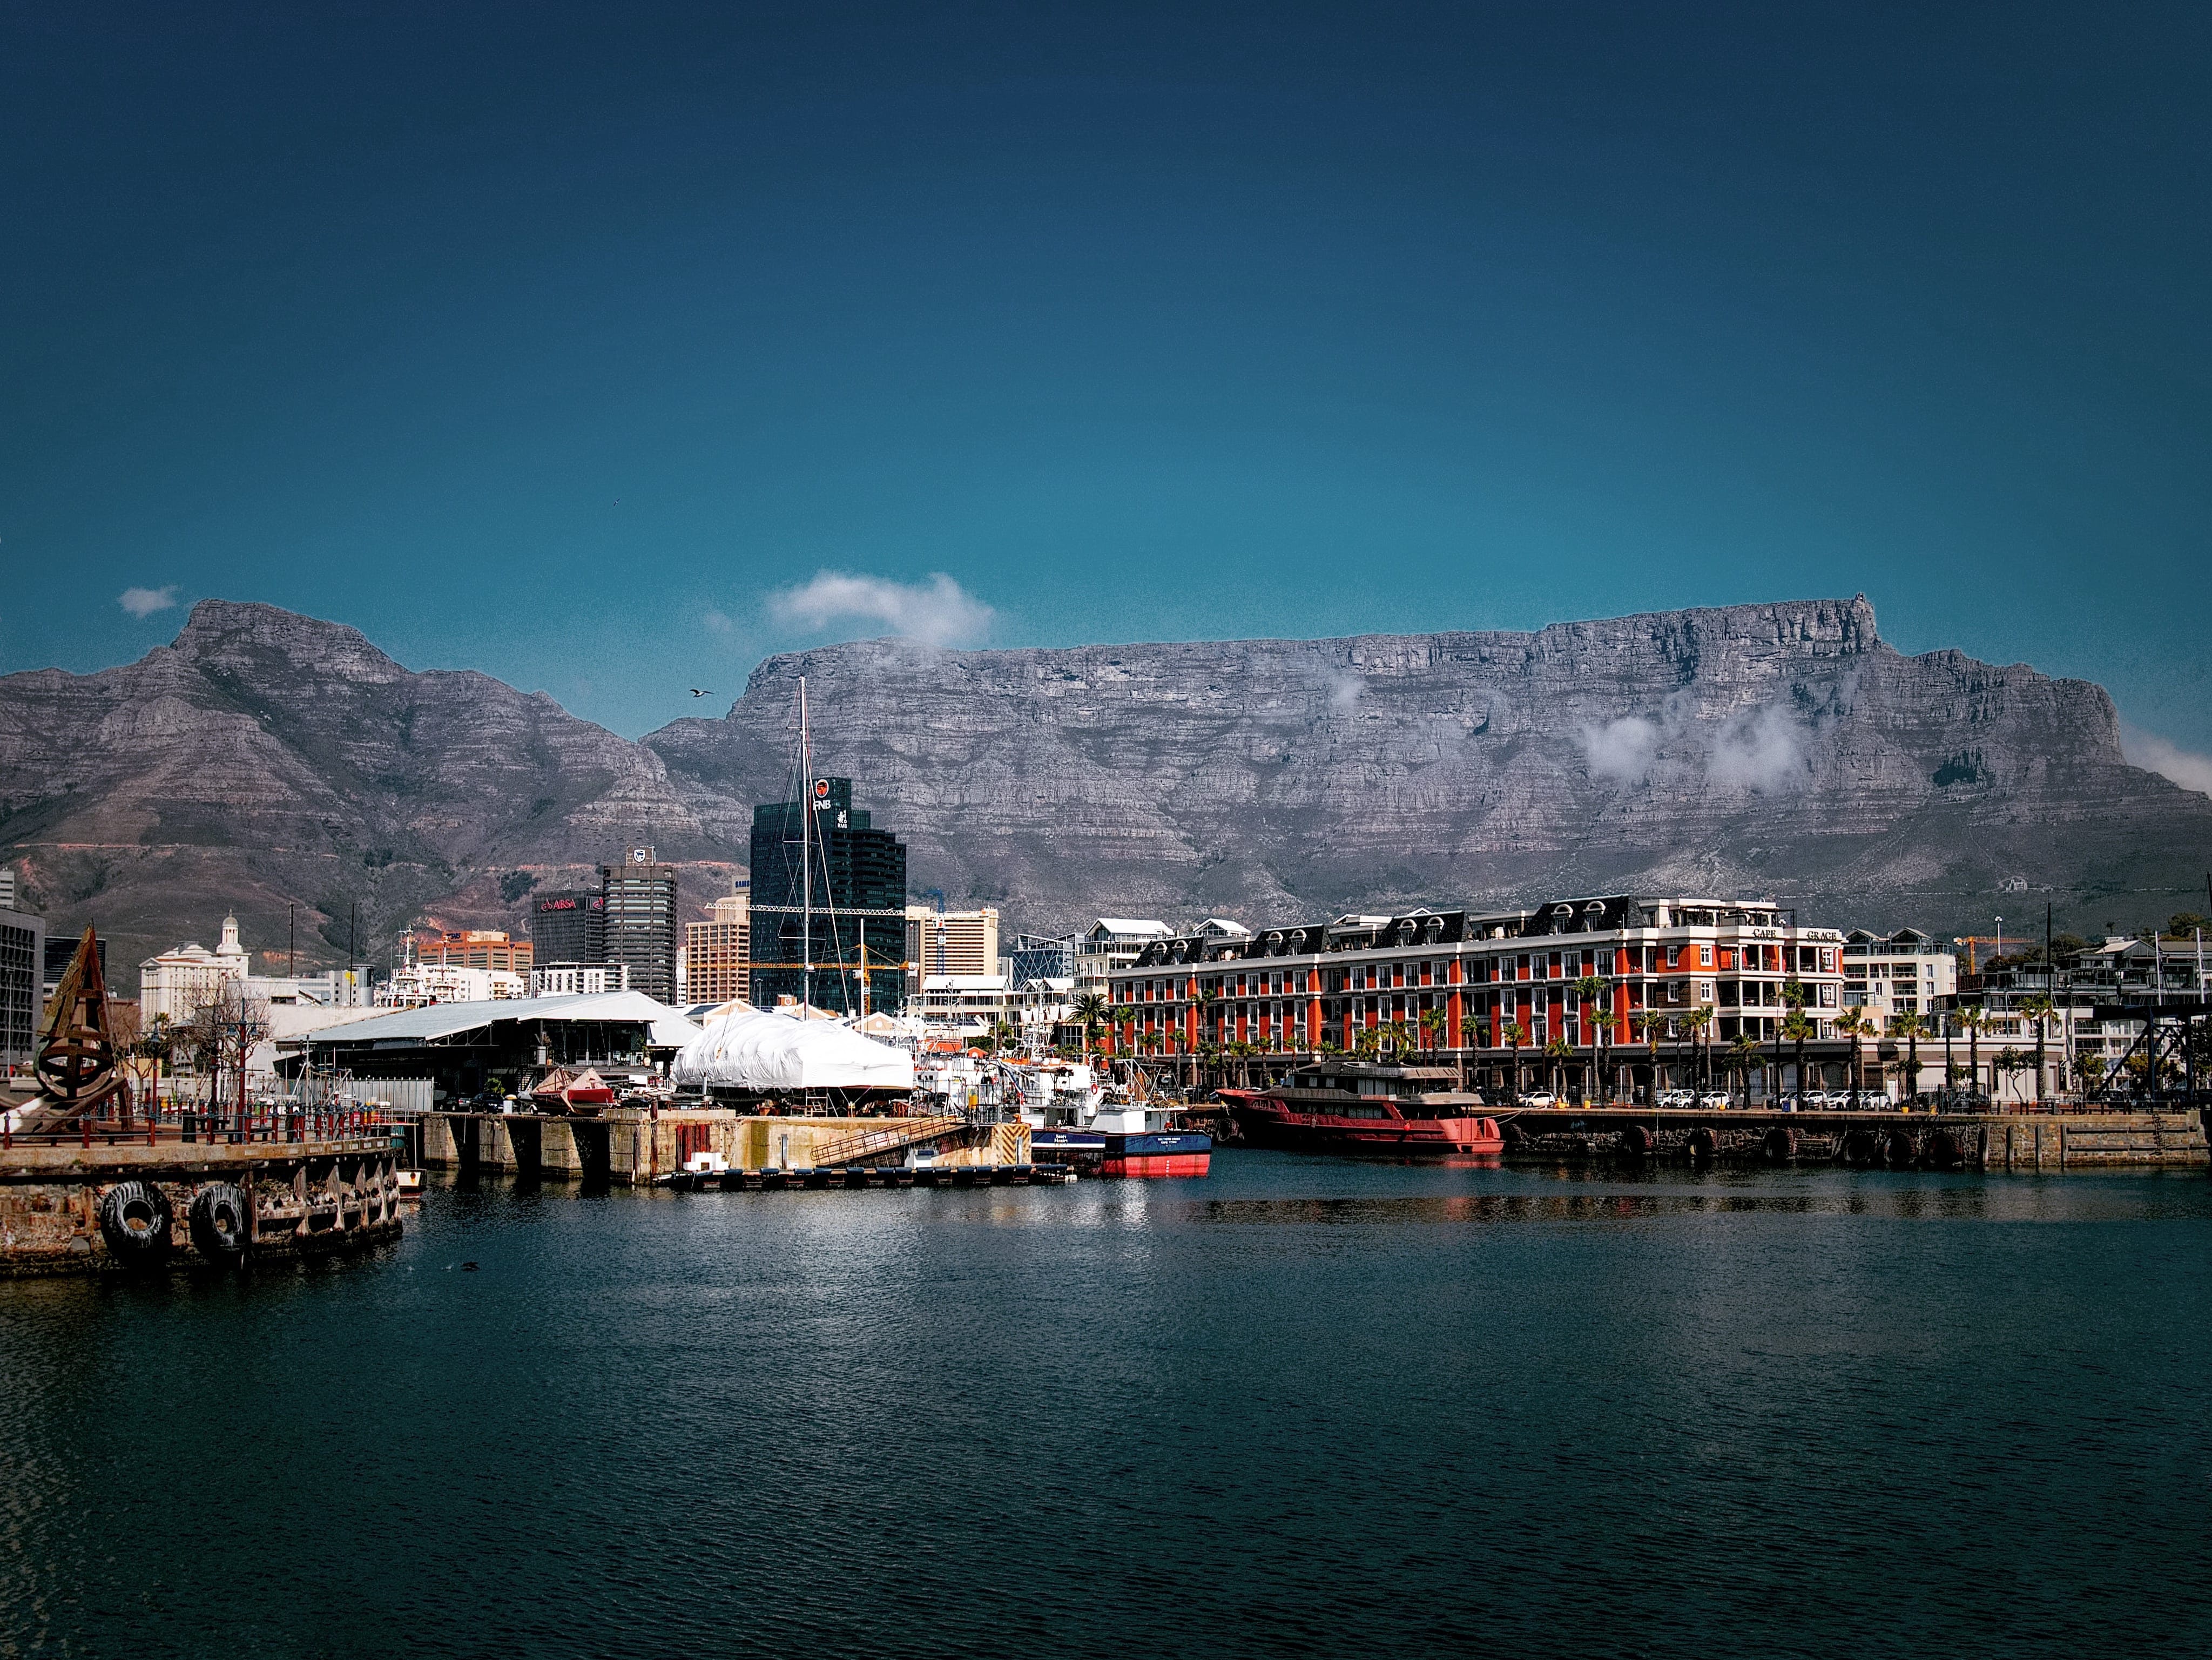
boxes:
[0,1132,407,1276]
[419,1109,1029,1184]
[1498,1106,2209,1169]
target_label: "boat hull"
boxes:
[1031,1129,1212,1178]
[1226,1099,1502,1157]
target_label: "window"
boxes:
[1667,946,1681,968]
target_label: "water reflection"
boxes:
[9,1153,2209,1657]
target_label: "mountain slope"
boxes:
[645,596,2212,935]
[3,595,2204,970]
[0,602,737,967]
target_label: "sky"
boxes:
[4,2,2209,777]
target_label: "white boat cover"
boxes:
[671,1006,915,1092]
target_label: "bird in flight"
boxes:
[689,689,713,698]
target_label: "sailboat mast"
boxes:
[800,676,813,1010]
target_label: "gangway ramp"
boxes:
[808,1115,969,1168]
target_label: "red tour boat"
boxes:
[1222,1062,1504,1156]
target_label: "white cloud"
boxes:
[2121,722,2212,798]
[1581,695,1809,793]
[1581,714,1664,785]
[1707,704,1806,792]
[119,584,179,618]
[1327,671,1364,714]
[765,571,993,649]
[702,608,736,637]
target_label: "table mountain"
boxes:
[646,595,2212,939]
[4,595,2205,970]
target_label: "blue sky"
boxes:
[4,3,2208,778]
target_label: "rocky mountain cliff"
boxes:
[646,596,2212,937]
[0,602,739,969]
[3,596,2205,970]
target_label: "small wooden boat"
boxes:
[528,1066,617,1115]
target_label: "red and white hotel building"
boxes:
[1105,895,1846,1082]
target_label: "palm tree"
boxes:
[1727,1031,1762,1106]
[1231,1040,1258,1088]
[1953,1004,1985,1102]
[1688,1004,1717,1094]
[1543,1035,1572,1099]
[1418,1007,1446,1061]
[1630,1009,1663,1099]
[1893,1013,1928,1104]
[2020,995,2055,1105]
[1782,1009,1814,1102]
[1572,974,1609,1102]
[1502,1020,1529,1098]
[1777,977,1808,1101]
[1073,991,1109,1060]
[1190,984,1219,1089]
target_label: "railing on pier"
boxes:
[807,1115,968,1168]
[1,1101,410,1152]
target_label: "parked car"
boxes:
[1697,1092,1731,1110]
[1519,1091,1558,1108]
[1657,1089,1695,1108]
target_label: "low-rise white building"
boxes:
[1840,928,1957,1022]
[1013,976,1077,1052]
[376,963,527,1007]
[531,963,631,997]
[1070,917,1175,998]
[141,912,369,1022]
[918,974,1012,1037]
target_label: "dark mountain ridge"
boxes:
[2,596,2204,970]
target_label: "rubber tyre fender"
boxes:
[1618,1123,1655,1157]
[1687,1126,1722,1162]
[1840,1129,1881,1169]
[98,1181,174,1263]
[1761,1126,1798,1165]
[1924,1130,1965,1172]
[188,1182,251,1260]
[1884,1129,1921,1169]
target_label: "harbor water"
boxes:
[4,1153,2211,1657]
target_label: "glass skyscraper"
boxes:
[749,777,908,1013]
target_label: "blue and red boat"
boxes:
[1029,1127,1213,1177]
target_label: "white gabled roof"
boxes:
[1090,917,1173,938]
[305,991,700,1050]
